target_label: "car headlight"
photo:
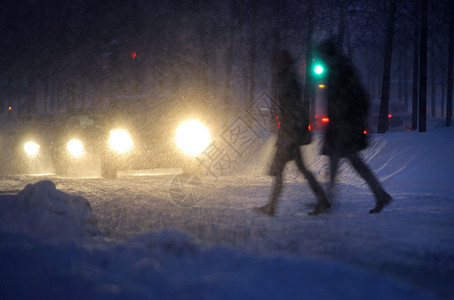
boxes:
[174,119,211,156]
[107,129,133,154]
[24,141,40,157]
[67,139,84,158]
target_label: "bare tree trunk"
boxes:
[430,55,436,117]
[247,0,258,129]
[43,71,49,113]
[80,75,86,109]
[50,68,56,113]
[27,71,37,116]
[6,74,13,115]
[198,33,209,107]
[404,52,409,110]
[223,0,235,131]
[441,69,445,117]
[447,0,454,127]
[412,1,420,130]
[304,0,314,126]
[68,80,75,112]
[242,58,249,114]
[16,72,24,115]
[337,0,346,52]
[419,0,428,132]
[377,0,398,134]
[398,52,403,102]
[223,46,232,130]
[270,0,282,132]
[57,77,63,113]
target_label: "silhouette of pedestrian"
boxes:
[314,39,392,215]
[255,50,329,216]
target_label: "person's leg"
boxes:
[294,149,330,215]
[348,153,392,213]
[254,151,286,216]
[327,155,340,202]
[328,155,339,191]
[255,173,283,216]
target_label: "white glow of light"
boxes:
[24,141,40,157]
[67,139,84,158]
[174,119,211,156]
[108,129,133,154]
[314,65,324,74]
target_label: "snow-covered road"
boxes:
[1,128,454,299]
[1,170,453,298]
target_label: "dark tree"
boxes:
[377,0,398,134]
[411,1,420,130]
[270,0,284,132]
[303,0,315,126]
[418,0,428,132]
[247,0,259,128]
[447,0,454,127]
[223,0,236,131]
[336,0,348,51]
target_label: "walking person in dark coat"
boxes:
[255,50,330,216]
[313,39,392,215]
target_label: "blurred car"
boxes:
[12,94,212,178]
[98,94,211,178]
[11,115,54,174]
[11,110,103,175]
[51,112,103,175]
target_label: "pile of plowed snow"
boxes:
[0,180,100,243]
[235,127,454,192]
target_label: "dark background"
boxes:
[1,0,453,131]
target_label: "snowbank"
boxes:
[0,180,100,243]
[0,180,437,299]
[235,127,454,192]
[0,229,436,300]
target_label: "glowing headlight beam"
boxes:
[67,139,84,158]
[175,119,211,156]
[107,129,133,154]
[24,141,40,157]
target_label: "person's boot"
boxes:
[308,201,331,215]
[369,192,392,214]
[254,203,275,216]
[308,191,331,216]
[254,178,282,216]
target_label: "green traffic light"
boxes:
[314,65,324,75]
[312,57,325,76]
